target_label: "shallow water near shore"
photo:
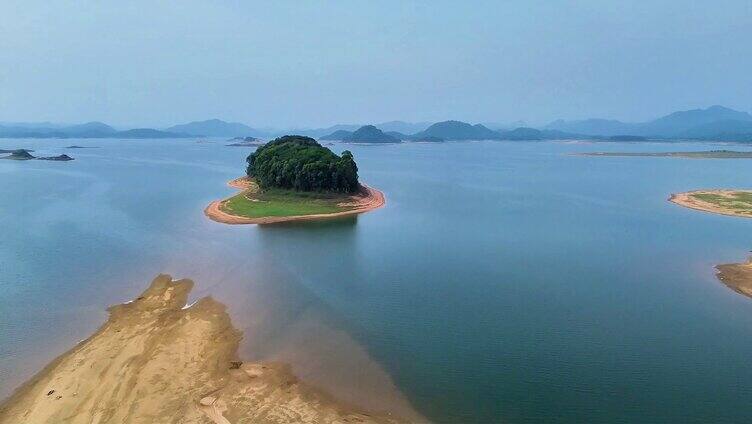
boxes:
[3,138,752,422]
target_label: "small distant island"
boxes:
[579,150,752,159]
[670,190,752,218]
[226,136,265,147]
[411,136,444,143]
[0,149,73,161]
[205,135,385,224]
[343,125,400,143]
[320,125,401,143]
[608,135,648,141]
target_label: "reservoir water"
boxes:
[2,138,752,422]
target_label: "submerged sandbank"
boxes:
[0,275,407,423]
[204,177,386,225]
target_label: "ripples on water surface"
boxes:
[2,139,752,422]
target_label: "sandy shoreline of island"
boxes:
[204,176,386,225]
[669,190,752,218]
[0,275,408,424]
[668,190,752,298]
[716,258,752,299]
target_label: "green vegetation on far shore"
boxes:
[579,150,752,159]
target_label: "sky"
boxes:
[0,1,751,129]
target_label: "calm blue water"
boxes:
[2,138,752,422]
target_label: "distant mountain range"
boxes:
[545,105,752,140]
[3,105,752,141]
[0,121,188,139]
[320,121,585,142]
[286,121,431,138]
[166,119,262,137]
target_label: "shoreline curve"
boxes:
[669,189,752,218]
[205,176,386,225]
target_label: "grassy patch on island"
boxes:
[691,191,752,214]
[220,185,354,218]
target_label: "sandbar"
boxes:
[0,275,407,423]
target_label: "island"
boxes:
[0,149,36,160]
[342,125,400,143]
[226,136,265,147]
[0,275,406,423]
[0,149,74,161]
[205,135,385,224]
[669,190,752,218]
[412,120,500,141]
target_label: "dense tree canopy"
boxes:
[246,135,359,193]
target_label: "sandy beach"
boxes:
[0,275,407,424]
[204,177,386,225]
[669,190,752,218]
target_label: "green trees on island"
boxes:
[246,135,359,193]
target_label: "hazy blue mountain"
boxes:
[0,122,189,139]
[0,125,56,137]
[413,120,500,140]
[639,105,752,137]
[384,131,408,140]
[300,121,428,138]
[681,119,752,140]
[117,128,186,138]
[167,119,260,137]
[498,127,544,140]
[376,121,431,134]
[0,121,65,129]
[292,124,360,138]
[544,118,640,136]
[319,129,353,140]
[495,127,582,140]
[546,105,752,138]
[343,125,400,143]
[61,121,117,137]
[482,120,529,130]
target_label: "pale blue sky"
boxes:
[1,1,750,128]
